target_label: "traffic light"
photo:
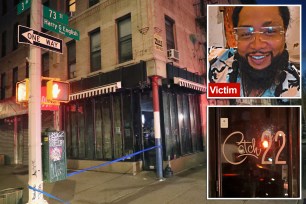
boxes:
[47,80,70,102]
[16,79,29,103]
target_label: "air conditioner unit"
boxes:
[167,49,179,61]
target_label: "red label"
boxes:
[208,83,240,97]
[41,87,59,111]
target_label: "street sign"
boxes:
[18,25,63,54]
[43,18,80,41]
[43,6,69,25]
[17,0,31,15]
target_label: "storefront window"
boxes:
[95,98,103,159]
[113,94,123,158]
[162,91,202,159]
[102,96,112,159]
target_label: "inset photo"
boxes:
[207,106,301,199]
[207,5,301,98]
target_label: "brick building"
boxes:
[0,0,212,174]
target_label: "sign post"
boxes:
[27,0,48,203]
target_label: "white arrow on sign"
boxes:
[22,30,61,50]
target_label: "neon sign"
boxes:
[222,130,286,165]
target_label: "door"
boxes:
[141,92,155,170]
[208,106,300,198]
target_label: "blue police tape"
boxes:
[67,145,161,177]
[28,145,160,203]
[28,185,70,204]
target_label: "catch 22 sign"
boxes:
[222,130,287,165]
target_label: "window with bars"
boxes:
[89,28,101,72]
[117,15,132,63]
[165,16,176,50]
[2,0,7,16]
[89,0,99,7]
[66,0,76,14]
[12,67,18,96]
[13,23,19,51]
[1,31,6,57]
[1,73,6,100]
[67,40,76,79]
[42,53,49,77]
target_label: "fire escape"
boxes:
[193,0,217,78]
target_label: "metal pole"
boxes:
[28,0,48,203]
[151,76,164,180]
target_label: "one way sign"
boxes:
[18,25,62,54]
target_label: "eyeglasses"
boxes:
[233,26,285,42]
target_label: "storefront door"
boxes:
[208,106,300,198]
[141,92,156,170]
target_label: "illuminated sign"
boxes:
[222,130,286,165]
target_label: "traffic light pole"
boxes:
[28,0,48,203]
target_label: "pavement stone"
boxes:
[0,164,305,204]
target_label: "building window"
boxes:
[14,0,19,6]
[165,16,176,50]
[26,14,30,27]
[1,73,6,100]
[1,31,6,57]
[13,23,19,50]
[117,15,132,63]
[12,67,18,96]
[26,61,29,78]
[42,53,49,77]
[66,0,76,13]
[89,28,101,72]
[43,0,49,7]
[67,40,76,79]
[89,0,99,7]
[2,0,7,16]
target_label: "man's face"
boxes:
[236,6,286,70]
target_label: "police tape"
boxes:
[28,145,161,203]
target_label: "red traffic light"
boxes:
[47,80,70,102]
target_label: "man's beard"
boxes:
[232,50,289,96]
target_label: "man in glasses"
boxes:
[208,6,300,97]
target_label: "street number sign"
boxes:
[43,6,69,25]
[17,0,31,15]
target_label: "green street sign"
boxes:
[17,0,31,15]
[43,18,80,41]
[43,6,69,26]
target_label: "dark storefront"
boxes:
[208,106,300,198]
[62,62,205,171]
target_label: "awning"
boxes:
[173,77,206,93]
[69,81,122,101]
[0,98,28,119]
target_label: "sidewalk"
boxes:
[0,164,304,204]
